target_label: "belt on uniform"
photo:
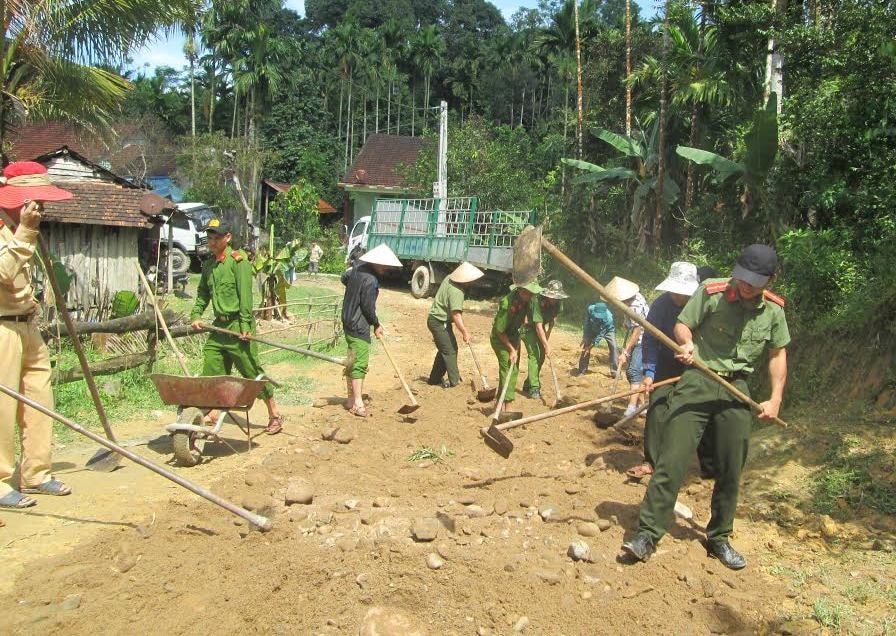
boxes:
[214,313,240,322]
[715,370,749,381]
[0,314,33,322]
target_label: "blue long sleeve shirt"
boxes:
[642,292,686,382]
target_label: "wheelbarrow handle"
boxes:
[540,237,788,429]
[0,382,271,531]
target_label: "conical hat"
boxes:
[605,276,639,302]
[359,244,402,268]
[449,261,485,283]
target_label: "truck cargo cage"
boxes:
[369,197,536,273]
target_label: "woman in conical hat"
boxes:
[341,243,402,416]
[490,280,542,415]
[426,262,485,388]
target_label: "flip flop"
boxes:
[0,490,37,508]
[264,416,283,435]
[348,406,370,418]
[21,479,71,496]
[625,463,654,480]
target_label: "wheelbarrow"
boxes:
[150,373,269,467]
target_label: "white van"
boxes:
[156,203,214,272]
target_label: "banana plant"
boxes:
[562,121,680,252]
[253,225,307,319]
[675,94,778,218]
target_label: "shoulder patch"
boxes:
[231,250,244,262]
[704,281,730,294]
[763,289,786,307]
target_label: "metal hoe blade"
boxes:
[398,404,420,415]
[85,448,124,472]
[477,388,497,403]
[481,424,514,458]
[512,225,543,285]
[498,411,523,424]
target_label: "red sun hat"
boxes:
[0,161,73,209]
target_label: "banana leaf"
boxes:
[675,146,744,181]
[743,93,778,181]
[593,128,646,158]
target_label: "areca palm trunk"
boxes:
[208,63,216,132]
[375,81,380,133]
[625,0,633,138]
[574,0,584,158]
[387,79,392,132]
[654,0,671,253]
[344,78,353,172]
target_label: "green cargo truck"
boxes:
[345,197,537,298]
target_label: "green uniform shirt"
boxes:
[491,291,528,341]
[678,278,790,374]
[428,278,466,322]
[528,297,562,326]
[190,250,255,334]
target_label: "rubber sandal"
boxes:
[348,406,370,418]
[625,463,654,480]
[0,490,37,508]
[264,416,283,435]
[20,478,71,496]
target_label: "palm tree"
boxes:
[0,0,192,154]
[233,22,286,141]
[411,25,445,130]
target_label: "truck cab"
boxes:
[345,216,371,262]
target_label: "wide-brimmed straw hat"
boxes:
[449,261,484,284]
[510,280,543,295]
[359,243,402,268]
[655,262,699,296]
[605,276,639,302]
[540,279,569,300]
[0,161,73,209]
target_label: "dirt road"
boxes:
[0,282,892,634]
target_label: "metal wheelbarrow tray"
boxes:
[150,374,269,467]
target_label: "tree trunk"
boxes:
[375,81,380,134]
[362,89,368,144]
[397,89,402,135]
[764,0,786,114]
[411,81,416,136]
[684,102,700,213]
[625,0,633,138]
[574,0,584,158]
[344,78,353,172]
[520,87,525,127]
[208,62,217,133]
[190,56,196,137]
[337,79,344,141]
[231,91,238,138]
[653,0,671,253]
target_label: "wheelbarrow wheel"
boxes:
[172,407,206,467]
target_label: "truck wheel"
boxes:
[410,264,433,299]
[167,247,191,275]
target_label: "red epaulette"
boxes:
[231,250,244,262]
[763,289,786,307]
[704,281,729,294]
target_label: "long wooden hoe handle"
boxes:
[494,376,680,432]
[136,264,191,376]
[467,342,491,390]
[377,334,418,406]
[0,382,271,530]
[37,238,117,443]
[204,324,350,367]
[540,237,787,428]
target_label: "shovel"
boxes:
[467,342,496,402]
[481,376,679,458]
[36,238,121,472]
[376,334,420,414]
[203,325,355,369]
[512,225,788,429]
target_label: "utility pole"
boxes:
[435,100,448,235]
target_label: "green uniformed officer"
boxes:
[189,218,283,435]
[622,244,790,570]
[427,262,485,388]
[520,280,568,399]
[491,281,542,415]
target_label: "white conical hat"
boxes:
[449,261,485,283]
[605,276,639,302]
[359,244,402,268]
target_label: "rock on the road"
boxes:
[567,540,592,562]
[411,518,440,542]
[359,607,428,636]
[284,479,314,506]
[426,553,445,570]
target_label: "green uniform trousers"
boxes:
[520,326,544,393]
[638,368,752,542]
[491,335,520,402]
[427,315,460,385]
[344,333,370,380]
[202,320,273,400]
[644,382,717,476]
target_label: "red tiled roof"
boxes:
[8,122,93,161]
[262,179,338,214]
[339,134,425,189]
[42,183,174,229]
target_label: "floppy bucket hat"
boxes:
[359,243,403,268]
[655,262,699,296]
[541,279,569,299]
[605,276,639,302]
[0,161,73,208]
[732,244,778,288]
[449,261,485,284]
